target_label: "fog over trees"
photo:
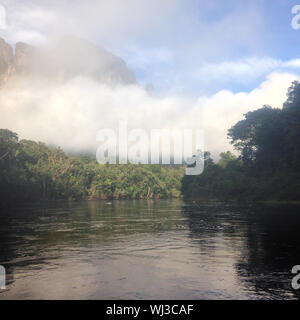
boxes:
[2,81,300,206]
[182,81,300,201]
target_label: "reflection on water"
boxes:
[0,199,300,299]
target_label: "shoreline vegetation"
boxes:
[1,81,300,207]
[182,81,300,203]
[0,131,184,207]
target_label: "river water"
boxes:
[0,199,300,299]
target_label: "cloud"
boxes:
[0,0,269,95]
[0,1,56,45]
[0,1,299,160]
[197,72,299,157]
[194,57,281,82]
[0,72,297,159]
[283,59,300,68]
[0,0,182,46]
[182,57,300,94]
[119,45,174,71]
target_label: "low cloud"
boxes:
[0,72,297,159]
[193,57,300,85]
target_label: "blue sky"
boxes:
[1,0,300,97]
[115,0,300,96]
[1,0,300,156]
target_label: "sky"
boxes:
[1,0,300,158]
[2,0,300,96]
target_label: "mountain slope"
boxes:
[0,36,137,86]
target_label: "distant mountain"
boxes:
[0,35,137,86]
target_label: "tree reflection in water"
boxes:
[183,202,300,299]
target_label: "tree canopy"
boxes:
[0,130,184,207]
[2,80,300,205]
[182,80,300,201]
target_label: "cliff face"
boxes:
[0,38,13,82]
[0,36,137,86]
[0,38,13,70]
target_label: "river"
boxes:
[0,199,300,299]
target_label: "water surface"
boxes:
[0,199,300,299]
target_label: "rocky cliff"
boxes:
[0,36,137,86]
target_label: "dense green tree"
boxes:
[182,80,300,201]
[0,130,184,207]
[3,81,300,206]
[217,151,237,168]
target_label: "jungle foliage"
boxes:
[182,81,300,201]
[0,130,184,207]
[2,81,300,205]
